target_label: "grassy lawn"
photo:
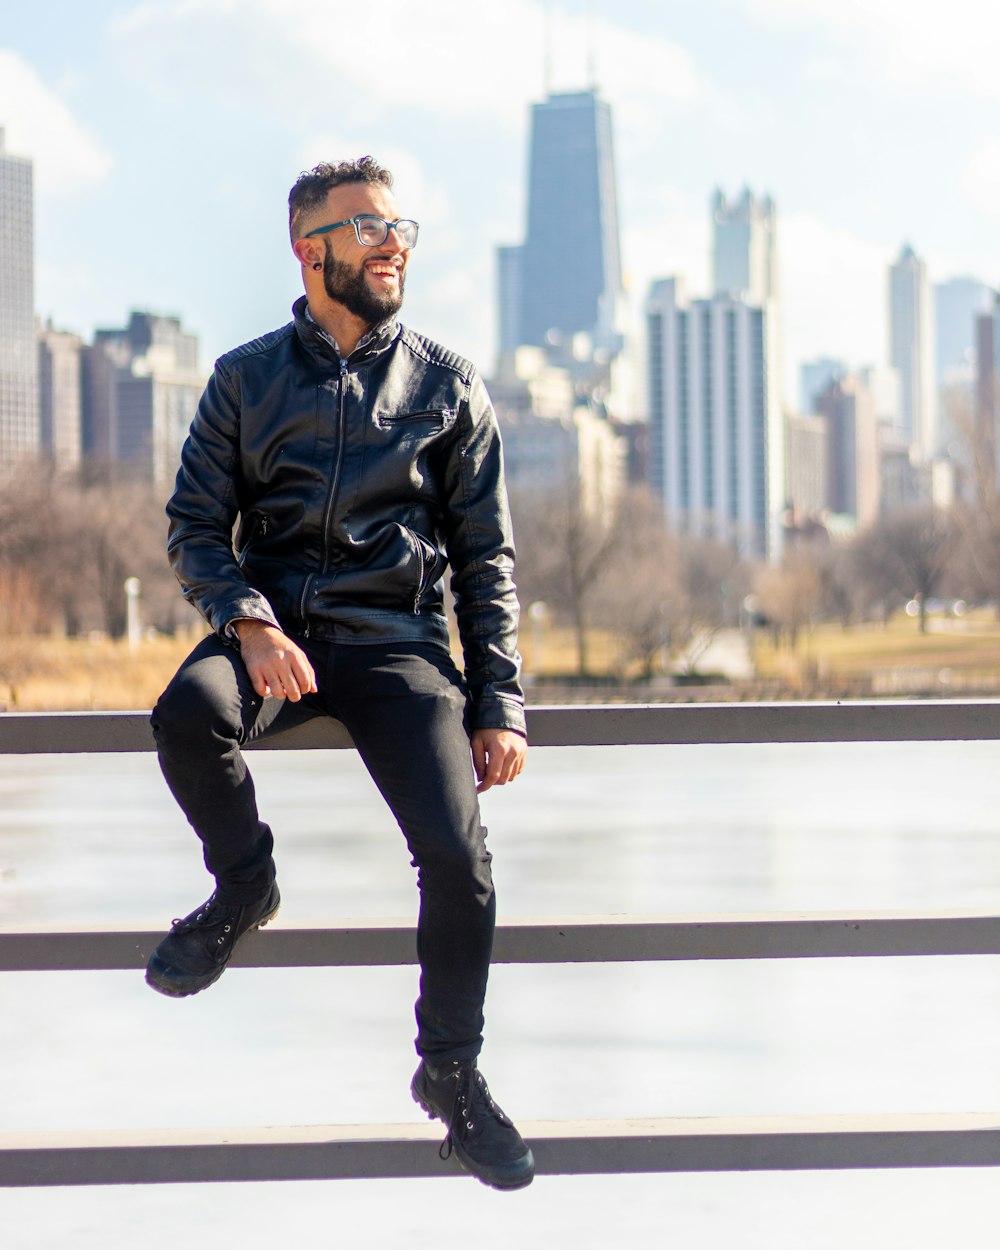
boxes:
[753,610,1000,682]
[0,633,201,711]
[3,611,1000,711]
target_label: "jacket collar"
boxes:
[292,295,400,366]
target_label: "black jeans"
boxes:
[150,633,495,1064]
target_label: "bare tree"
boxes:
[591,489,679,678]
[943,385,1000,614]
[509,481,622,676]
[852,506,956,634]
[0,464,175,638]
[753,552,824,648]
[0,564,50,706]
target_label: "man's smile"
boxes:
[365,259,403,287]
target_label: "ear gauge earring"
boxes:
[312,261,323,271]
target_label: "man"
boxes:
[146,156,533,1191]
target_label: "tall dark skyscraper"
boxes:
[499,89,623,361]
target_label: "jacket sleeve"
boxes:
[166,362,281,637]
[441,371,526,736]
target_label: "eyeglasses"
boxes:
[304,215,419,248]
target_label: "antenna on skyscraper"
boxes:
[586,0,598,88]
[543,0,553,96]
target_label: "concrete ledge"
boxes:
[4,1113,1000,1186]
[4,911,1000,972]
[3,699,1000,754]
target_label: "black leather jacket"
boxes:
[167,296,524,734]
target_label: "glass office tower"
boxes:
[0,126,38,466]
[514,90,623,357]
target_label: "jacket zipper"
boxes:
[299,357,350,635]
[237,512,268,568]
[412,533,423,615]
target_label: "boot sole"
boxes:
[411,1080,535,1191]
[145,903,280,999]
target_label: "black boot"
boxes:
[412,1059,535,1190]
[145,883,280,998]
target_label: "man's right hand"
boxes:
[233,619,318,701]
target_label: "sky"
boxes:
[2,0,1000,408]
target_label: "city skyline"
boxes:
[2,1,999,405]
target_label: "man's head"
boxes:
[289,157,413,326]
[288,156,394,243]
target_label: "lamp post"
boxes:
[527,600,548,680]
[124,577,142,653]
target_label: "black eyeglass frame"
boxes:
[304,215,419,247]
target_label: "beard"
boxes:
[322,244,405,324]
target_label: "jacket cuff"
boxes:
[470,695,526,737]
[213,596,281,640]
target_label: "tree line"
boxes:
[509,480,1000,677]
[2,460,999,681]
[0,463,185,641]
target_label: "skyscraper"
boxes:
[82,310,204,485]
[974,294,1000,495]
[800,357,846,415]
[815,374,881,529]
[646,277,784,560]
[888,244,934,460]
[499,89,623,361]
[38,322,83,471]
[934,276,994,457]
[935,277,994,390]
[711,188,777,304]
[0,126,38,466]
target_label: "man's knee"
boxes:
[415,824,494,902]
[150,650,248,751]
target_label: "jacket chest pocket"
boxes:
[373,407,456,438]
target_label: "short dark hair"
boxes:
[288,156,394,241]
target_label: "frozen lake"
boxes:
[3,740,1000,1247]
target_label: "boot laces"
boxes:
[439,1065,510,1161]
[170,892,237,947]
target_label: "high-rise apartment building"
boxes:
[974,294,1000,495]
[815,374,881,530]
[646,277,784,560]
[888,244,935,460]
[490,346,625,520]
[0,127,38,466]
[498,89,623,362]
[785,411,827,520]
[82,310,203,485]
[38,321,83,471]
[711,188,777,305]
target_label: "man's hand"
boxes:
[471,728,527,794]
[233,619,318,701]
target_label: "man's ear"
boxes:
[292,237,322,270]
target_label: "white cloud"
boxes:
[111,0,713,120]
[0,50,112,193]
[747,0,1000,100]
[961,142,1000,218]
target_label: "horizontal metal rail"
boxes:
[5,1112,1000,1186]
[4,911,1000,972]
[3,698,1000,753]
[5,702,1000,1186]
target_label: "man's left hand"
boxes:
[471,729,527,794]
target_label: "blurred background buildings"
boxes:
[3,87,1000,558]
